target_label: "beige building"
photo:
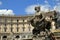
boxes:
[0,15,34,40]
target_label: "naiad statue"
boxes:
[29,6,57,37]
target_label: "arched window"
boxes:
[15,35,20,38]
[3,36,7,40]
[3,36,7,38]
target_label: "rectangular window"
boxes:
[17,27,19,32]
[28,24,31,31]
[11,27,13,32]
[22,27,25,31]
[4,24,7,32]
[17,20,19,23]
[28,27,31,31]
[11,24,13,32]
[4,27,7,32]
[23,20,24,22]
[16,24,19,32]
[22,24,25,31]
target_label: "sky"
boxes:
[0,0,60,16]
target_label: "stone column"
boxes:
[1,36,2,40]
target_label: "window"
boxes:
[28,27,31,31]
[17,20,19,22]
[23,20,24,22]
[11,27,13,32]
[16,24,19,32]
[28,24,31,31]
[3,36,7,38]
[5,24,6,26]
[22,27,25,31]
[11,24,13,32]
[4,27,7,32]
[15,35,20,38]
[16,27,19,32]
[15,35,20,40]
[4,24,7,32]
[3,36,7,40]
[22,24,25,31]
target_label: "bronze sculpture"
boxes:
[28,6,57,40]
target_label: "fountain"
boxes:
[28,6,57,40]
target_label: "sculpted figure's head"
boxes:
[35,6,40,12]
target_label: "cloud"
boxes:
[41,5,51,12]
[25,5,39,14]
[25,3,60,14]
[54,4,60,12]
[0,1,2,5]
[57,2,60,5]
[0,9,15,16]
[25,4,51,14]
[54,4,60,17]
[44,0,48,4]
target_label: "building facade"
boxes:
[0,16,34,40]
[0,10,59,40]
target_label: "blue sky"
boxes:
[0,0,60,16]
